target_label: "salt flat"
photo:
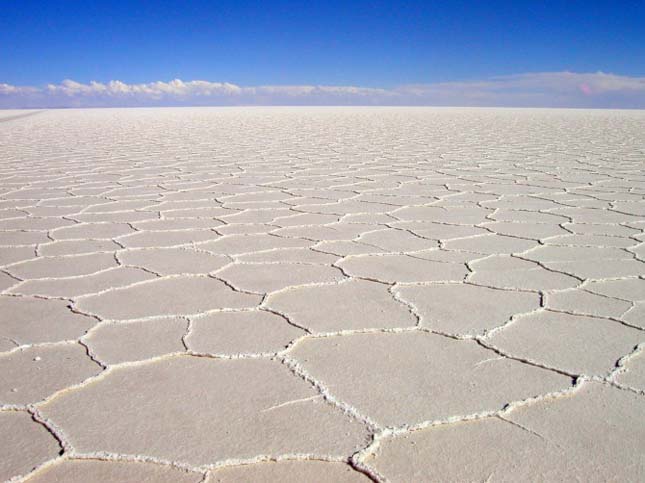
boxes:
[1,107,644,482]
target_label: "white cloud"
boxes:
[395,72,645,107]
[1,72,645,108]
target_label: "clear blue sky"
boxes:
[2,0,644,87]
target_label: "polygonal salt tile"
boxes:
[23,207,79,218]
[273,197,333,207]
[357,229,438,252]
[558,199,612,209]
[152,200,221,211]
[273,212,341,227]
[544,259,645,280]
[0,208,27,219]
[38,239,122,256]
[152,200,222,212]
[443,234,538,255]
[487,311,644,376]
[215,223,275,235]
[39,356,370,466]
[73,211,159,224]
[273,224,373,242]
[392,206,491,224]
[562,223,639,236]
[338,254,468,283]
[38,195,107,207]
[186,310,303,354]
[237,247,338,264]
[207,461,370,482]
[105,186,164,198]
[218,208,293,223]
[0,217,76,231]
[301,200,395,215]
[75,276,261,320]
[544,234,637,248]
[200,234,312,255]
[467,255,580,291]
[507,382,645,478]
[546,289,632,318]
[0,246,38,266]
[6,253,118,279]
[283,188,354,201]
[217,263,345,293]
[0,343,102,404]
[0,411,61,481]
[118,230,220,248]
[0,231,50,245]
[523,245,633,263]
[222,190,293,203]
[437,192,498,204]
[161,207,235,218]
[390,221,487,240]
[476,184,555,196]
[84,318,187,363]
[50,222,135,240]
[491,209,568,224]
[8,267,157,298]
[343,213,399,224]
[584,278,645,302]
[267,280,416,332]
[482,196,561,211]
[0,296,96,345]
[369,383,645,482]
[3,189,68,200]
[481,221,568,240]
[131,218,223,231]
[225,201,290,210]
[119,247,229,275]
[396,283,540,336]
[82,199,155,213]
[611,201,645,216]
[414,249,482,264]
[158,190,218,201]
[550,207,640,224]
[313,240,387,256]
[289,332,570,427]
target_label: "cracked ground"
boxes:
[1,107,644,482]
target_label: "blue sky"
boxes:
[1,1,645,108]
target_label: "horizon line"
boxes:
[2,71,645,109]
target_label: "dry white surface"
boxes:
[1,107,644,482]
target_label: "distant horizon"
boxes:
[2,71,645,110]
[4,104,645,112]
[6,105,645,111]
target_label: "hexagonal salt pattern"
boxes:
[1,108,644,481]
[39,356,370,465]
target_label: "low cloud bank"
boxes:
[1,72,644,108]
